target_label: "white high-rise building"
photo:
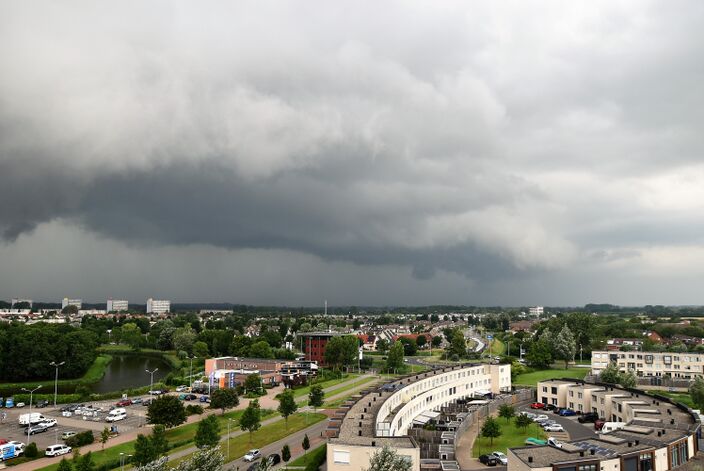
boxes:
[62,298,82,310]
[146,298,170,314]
[107,299,129,312]
[529,306,544,317]
[11,298,33,307]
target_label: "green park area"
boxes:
[286,443,327,468]
[291,373,360,398]
[472,419,546,457]
[513,367,587,386]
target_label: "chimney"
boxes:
[528,457,533,463]
[358,430,362,436]
[590,450,596,455]
[361,414,364,419]
[372,441,376,446]
[359,422,362,427]
[580,452,585,457]
[628,442,632,448]
[657,431,661,437]
[635,440,639,446]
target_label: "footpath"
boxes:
[11,374,376,471]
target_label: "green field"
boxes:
[488,339,505,355]
[291,374,359,398]
[472,419,546,457]
[514,367,588,386]
[652,391,694,408]
[287,442,327,468]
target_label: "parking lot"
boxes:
[0,397,152,451]
[517,406,597,442]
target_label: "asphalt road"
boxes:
[516,406,596,441]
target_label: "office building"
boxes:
[61,298,82,310]
[529,306,544,317]
[591,350,704,380]
[146,298,170,314]
[298,332,338,365]
[107,299,129,312]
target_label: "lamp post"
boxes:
[50,361,65,408]
[120,452,125,471]
[188,355,195,391]
[227,418,234,460]
[21,385,41,445]
[146,368,159,394]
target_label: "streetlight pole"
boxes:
[21,385,41,445]
[227,418,233,461]
[188,355,195,391]
[120,452,125,471]
[50,361,65,408]
[146,368,159,394]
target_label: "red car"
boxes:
[594,419,605,431]
[115,399,132,407]
[530,403,545,409]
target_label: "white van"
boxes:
[45,444,72,457]
[1,443,20,461]
[18,413,46,426]
[599,422,626,434]
[106,408,127,422]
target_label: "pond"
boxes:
[90,354,173,393]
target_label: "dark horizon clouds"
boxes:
[1,1,704,306]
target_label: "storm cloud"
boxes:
[1,1,704,305]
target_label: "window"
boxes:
[551,387,557,394]
[543,387,548,392]
[579,464,597,471]
[333,450,350,465]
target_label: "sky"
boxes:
[1,1,704,307]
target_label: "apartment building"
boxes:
[591,350,704,380]
[61,298,82,310]
[508,380,700,471]
[146,298,170,314]
[107,299,129,312]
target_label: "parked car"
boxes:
[267,453,281,465]
[39,418,57,428]
[61,431,77,440]
[544,424,565,432]
[36,400,49,408]
[559,409,576,417]
[8,441,25,455]
[15,403,25,408]
[525,438,547,446]
[547,437,563,448]
[199,395,210,403]
[479,454,498,466]
[143,399,153,407]
[185,394,197,401]
[534,414,549,422]
[578,412,599,423]
[115,399,132,407]
[0,439,8,445]
[244,449,262,462]
[175,385,189,392]
[530,403,546,409]
[178,393,187,400]
[45,444,72,457]
[491,452,508,465]
[544,404,557,411]
[131,398,143,405]
[594,419,606,431]
[28,424,48,435]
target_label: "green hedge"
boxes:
[305,444,327,471]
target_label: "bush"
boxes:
[65,430,95,447]
[25,442,39,458]
[186,404,204,415]
[305,444,327,471]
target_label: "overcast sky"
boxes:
[1,1,704,307]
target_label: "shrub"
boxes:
[25,442,39,458]
[186,404,204,415]
[65,430,95,447]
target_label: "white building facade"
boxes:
[147,298,170,314]
[62,298,82,310]
[107,299,129,312]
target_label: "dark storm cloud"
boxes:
[1,1,704,304]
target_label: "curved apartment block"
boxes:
[508,379,701,471]
[327,363,512,471]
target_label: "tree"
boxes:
[281,444,291,463]
[245,373,263,394]
[620,369,637,389]
[599,362,621,384]
[193,341,209,358]
[174,447,224,471]
[498,404,515,423]
[24,442,38,458]
[62,304,79,315]
[325,336,359,370]
[432,335,443,349]
[173,325,197,354]
[690,377,704,410]
[195,415,221,449]
[249,341,274,359]
[134,457,169,471]
[515,413,533,430]
[277,390,298,429]
[416,335,427,350]
[376,339,389,353]
[151,425,169,457]
[121,323,143,350]
[363,445,412,471]
[480,416,502,445]
[448,329,467,359]
[100,427,110,450]
[308,384,324,411]
[399,337,417,356]
[75,452,96,471]
[302,434,310,460]
[526,340,553,368]
[147,395,187,428]
[386,341,405,372]
[554,325,577,368]
[134,434,157,466]
[210,388,239,414]
[240,399,262,442]
[57,458,73,471]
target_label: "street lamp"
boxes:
[21,385,41,445]
[146,368,159,394]
[227,418,234,460]
[188,355,195,391]
[50,361,65,408]
[120,452,125,471]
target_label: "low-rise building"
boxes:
[591,350,704,380]
[509,380,701,471]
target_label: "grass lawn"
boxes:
[320,376,377,398]
[514,367,587,386]
[291,374,359,398]
[286,442,327,467]
[0,354,113,392]
[472,419,546,457]
[167,412,327,468]
[488,339,506,355]
[36,409,276,471]
[653,391,694,408]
